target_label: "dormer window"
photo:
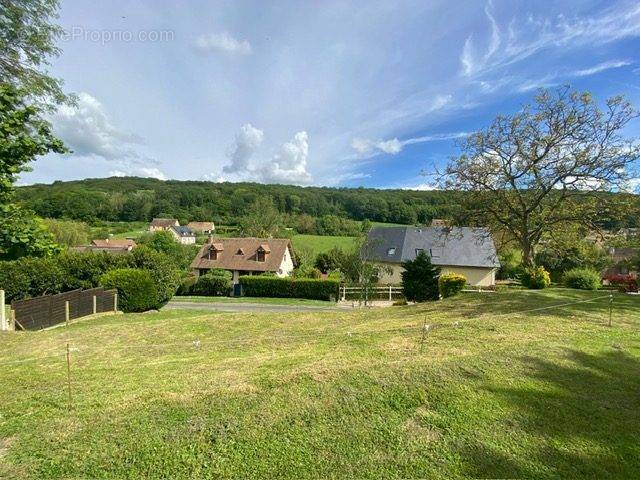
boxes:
[256,244,270,262]
[387,247,396,256]
[236,248,244,255]
[208,243,224,260]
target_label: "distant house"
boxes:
[170,226,196,245]
[72,238,137,254]
[604,247,639,277]
[366,226,500,287]
[149,218,179,232]
[191,237,295,284]
[186,221,215,234]
[90,238,136,251]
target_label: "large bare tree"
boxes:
[442,87,640,265]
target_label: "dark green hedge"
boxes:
[239,276,339,301]
[99,268,158,312]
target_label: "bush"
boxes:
[0,257,65,301]
[401,251,440,302]
[176,275,198,295]
[192,272,232,296]
[293,265,322,279]
[438,273,467,298]
[128,246,181,307]
[520,266,551,289]
[563,268,601,290]
[604,274,638,293]
[99,268,158,312]
[239,276,339,300]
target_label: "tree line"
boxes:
[16,177,640,230]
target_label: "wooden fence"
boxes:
[9,288,117,331]
[339,284,404,302]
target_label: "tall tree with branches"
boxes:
[0,0,68,105]
[442,87,639,266]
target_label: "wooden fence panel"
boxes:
[12,288,117,331]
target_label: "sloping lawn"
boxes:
[291,234,357,255]
[0,289,639,479]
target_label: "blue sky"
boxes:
[23,0,640,189]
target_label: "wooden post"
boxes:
[92,295,97,315]
[114,292,118,312]
[0,289,6,331]
[10,309,16,331]
[65,300,70,327]
[609,294,613,327]
[388,285,392,302]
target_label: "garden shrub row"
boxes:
[0,246,181,310]
[239,276,339,301]
[100,268,158,312]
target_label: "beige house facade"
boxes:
[367,226,500,287]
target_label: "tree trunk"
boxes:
[520,238,535,267]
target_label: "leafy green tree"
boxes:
[238,196,283,237]
[0,83,66,259]
[42,218,90,247]
[137,230,198,270]
[443,87,640,266]
[401,251,440,302]
[1,0,68,104]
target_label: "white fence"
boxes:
[339,285,404,302]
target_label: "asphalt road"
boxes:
[165,300,346,313]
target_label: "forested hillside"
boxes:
[17,176,640,229]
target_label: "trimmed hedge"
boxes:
[192,272,232,296]
[563,268,601,290]
[99,268,158,312]
[438,273,467,298]
[239,276,339,301]
[520,266,551,289]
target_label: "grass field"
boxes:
[291,234,357,255]
[1,289,639,478]
[172,296,335,307]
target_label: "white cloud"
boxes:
[351,132,469,158]
[223,123,264,174]
[193,32,252,56]
[109,167,167,180]
[461,2,640,78]
[260,131,312,184]
[401,183,440,191]
[574,59,632,77]
[51,92,144,161]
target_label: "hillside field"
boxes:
[1,289,639,478]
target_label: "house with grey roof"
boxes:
[365,226,500,286]
[169,226,196,245]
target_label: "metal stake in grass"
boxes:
[419,317,431,353]
[66,342,72,411]
[609,294,613,327]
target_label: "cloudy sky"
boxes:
[23,0,640,189]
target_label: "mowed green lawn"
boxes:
[1,289,639,479]
[291,234,357,255]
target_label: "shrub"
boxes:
[604,274,638,293]
[293,264,322,279]
[520,266,551,289]
[563,268,601,290]
[176,275,198,295]
[401,251,440,302]
[99,268,158,312]
[192,272,232,296]
[0,257,65,301]
[239,276,339,300]
[439,273,467,298]
[128,246,181,307]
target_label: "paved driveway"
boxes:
[165,300,345,313]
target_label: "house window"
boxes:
[429,248,439,258]
[257,250,265,262]
[387,247,396,255]
[415,248,424,256]
[236,248,244,255]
